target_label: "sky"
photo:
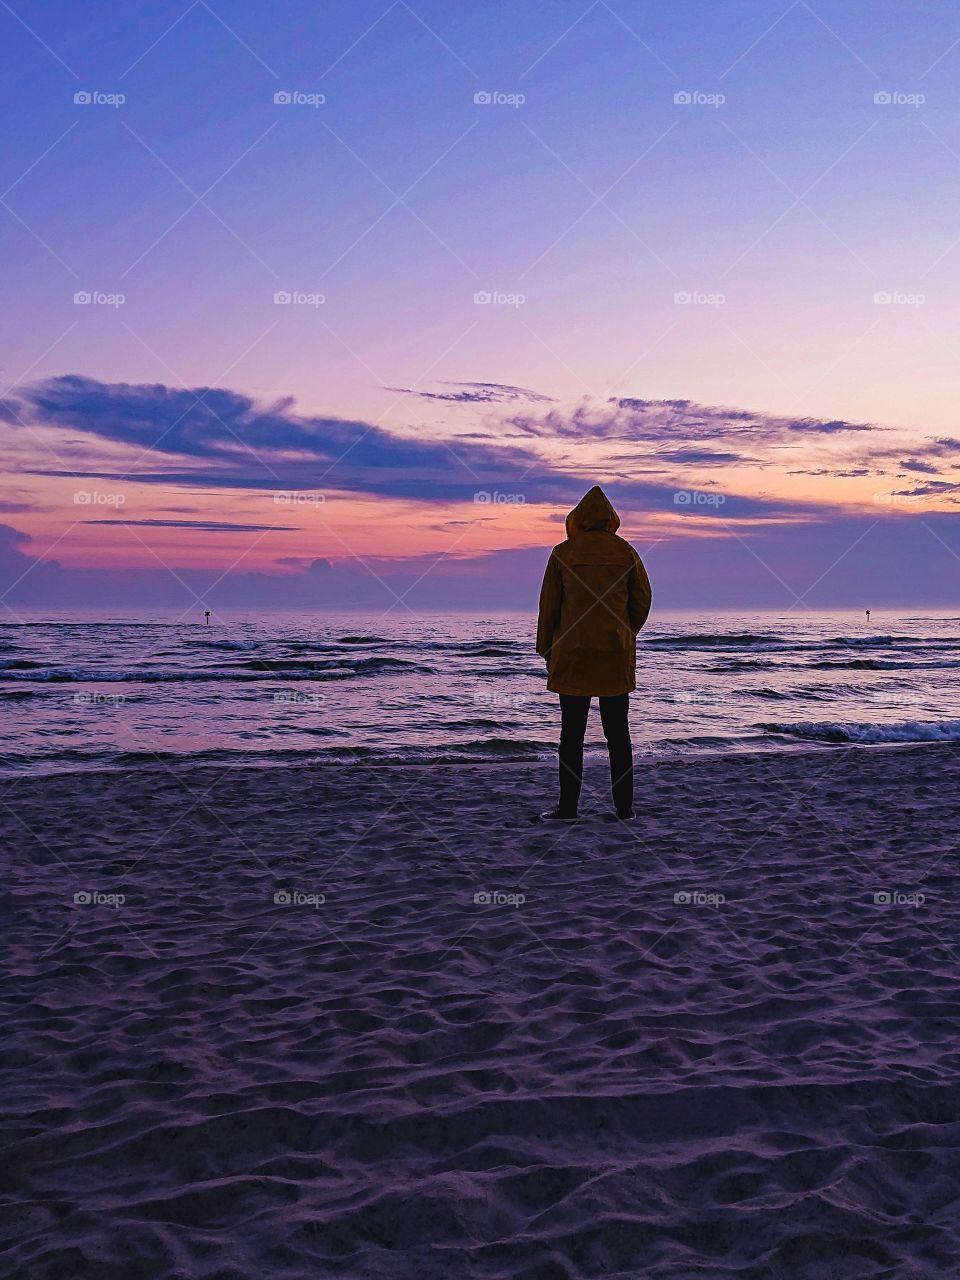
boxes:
[2,0,960,610]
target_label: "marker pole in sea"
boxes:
[204,610,211,625]
[866,609,871,622]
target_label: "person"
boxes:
[536,486,652,821]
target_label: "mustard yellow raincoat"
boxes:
[536,486,652,696]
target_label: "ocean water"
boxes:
[1,610,959,775]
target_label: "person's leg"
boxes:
[557,694,590,816]
[599,694,633,816]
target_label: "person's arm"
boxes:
[536,553,562,660]
[627,554,652,634]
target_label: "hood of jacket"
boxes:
[565,485,621,538]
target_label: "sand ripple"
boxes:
[3,746,960,1277]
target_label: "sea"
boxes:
[1,610,959,776]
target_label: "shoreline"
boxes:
[1,735,955,785]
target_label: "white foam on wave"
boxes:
[757,718,960,744]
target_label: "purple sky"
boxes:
[2,0,960,609]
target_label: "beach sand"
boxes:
[3,743,960,1278]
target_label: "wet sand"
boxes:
[3,744,960,1278]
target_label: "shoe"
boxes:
[614,810,636,821]
[538,808,578,821]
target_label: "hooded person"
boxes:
[536,486,652,821]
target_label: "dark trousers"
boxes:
[558,693,633,816]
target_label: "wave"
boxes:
[191,638,258,651]
[244,656,433,676]
[713,656,960,672]
[0,658,433,683]
[809,658,960,671]
[643,632,780,648]
[709,659,779,672]
[756,719,960,744]
[328,736,548,763]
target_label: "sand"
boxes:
[3,743,960,1278]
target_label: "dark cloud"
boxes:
[386,381,555,404]
[16,375,847,522]
[891,481,960,497]
[900,458,942,475]
[0,398,25,425]
[788,468,871,478]
[510,398,879,450]
[81,519,299,532]
[15,374,557,501]
[656,447,753,466]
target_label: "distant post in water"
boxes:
[204,610,211,625]
[865,609,871,622]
